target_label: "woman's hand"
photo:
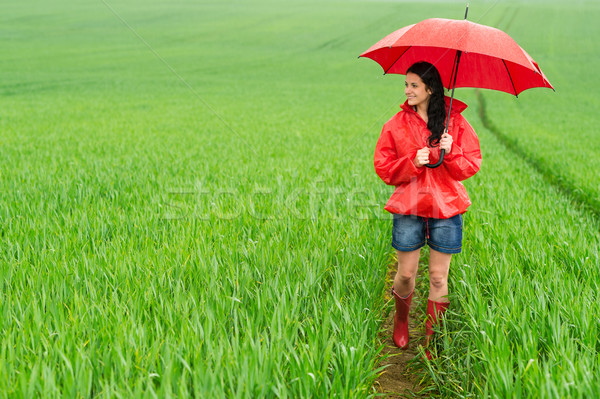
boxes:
[439,130,453,154]
[413,147,431,168]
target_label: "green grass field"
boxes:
[1,0,599,397]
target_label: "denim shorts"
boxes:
[391,213,463,254]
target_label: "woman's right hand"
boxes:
[413,147,430,168]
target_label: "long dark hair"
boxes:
[406,62,446,147]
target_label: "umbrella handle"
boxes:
[425,149,445,168]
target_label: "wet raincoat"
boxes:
[374,97,482,219]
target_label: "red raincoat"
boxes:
[374,97,482,219]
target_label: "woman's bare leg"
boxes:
[393,249,421,297]
[428,249,452,302]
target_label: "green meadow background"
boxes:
[1,0,599,397]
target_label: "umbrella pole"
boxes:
[445,50,462,132]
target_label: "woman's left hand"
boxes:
[439,130,453,154]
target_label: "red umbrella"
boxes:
[359,8,554,167]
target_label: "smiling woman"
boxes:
[373,61,481,359]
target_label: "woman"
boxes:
[374,61,482,359]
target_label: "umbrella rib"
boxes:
[384,46,411,74]
[502,59,519,97]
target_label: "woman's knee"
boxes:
[396,270,417,283]
[429,273,447,290]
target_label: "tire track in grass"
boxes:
[477,90,600,222]
[482,7,600,221]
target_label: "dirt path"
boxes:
[373,265,429,398]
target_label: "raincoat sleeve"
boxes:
[374,121,423,185]
[443,115,482,181]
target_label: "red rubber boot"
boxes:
[425,299,449,360]
[392,288,413,349]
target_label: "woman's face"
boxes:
[405,72,432,109]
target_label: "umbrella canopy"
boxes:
[359,18,554,96]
